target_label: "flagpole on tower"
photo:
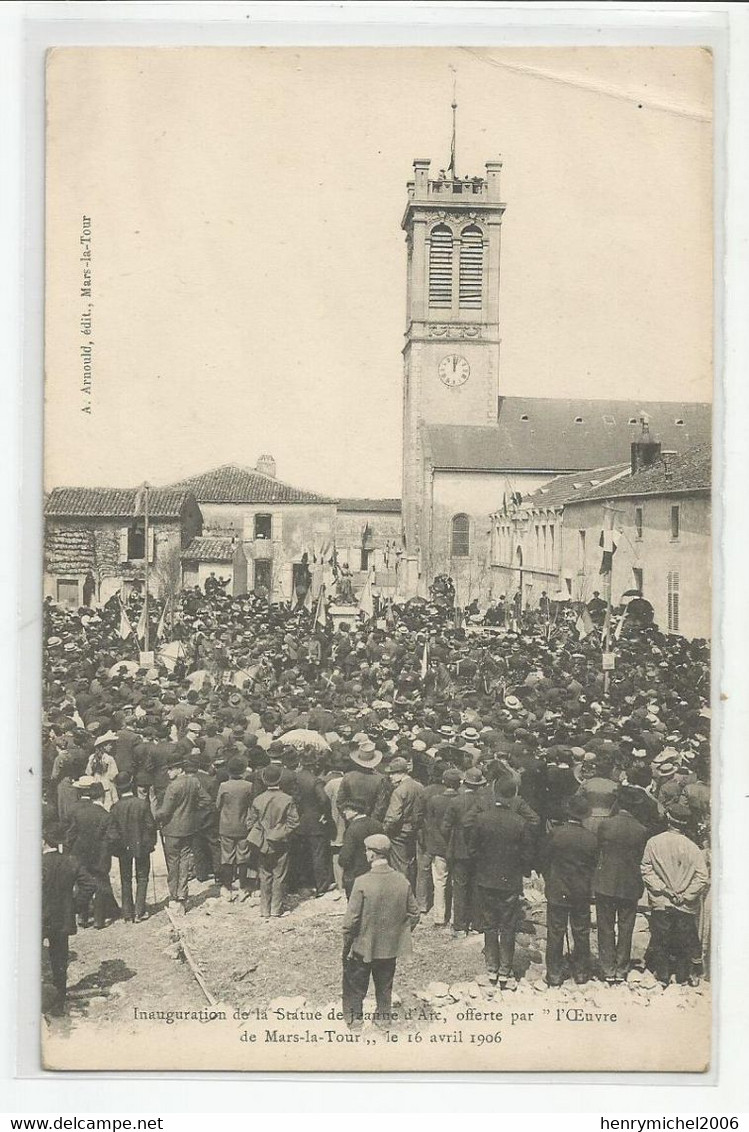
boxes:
[449,70,457,179]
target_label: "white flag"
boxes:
[136,600,148,643]
[118,605,133,640]
[314,585,328,629]
[155,598,170,643]
[359,569,374,620]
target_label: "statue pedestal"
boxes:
[328,602,360,632]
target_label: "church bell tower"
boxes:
[401,149,505,571]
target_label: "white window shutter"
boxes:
[272,512,282,542]
[148,527,156,562]
[119,528,129,562]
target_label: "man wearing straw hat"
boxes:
[337,740,390,822]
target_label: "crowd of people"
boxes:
[41,580,711,1027]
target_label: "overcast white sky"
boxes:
[45,46,712,497]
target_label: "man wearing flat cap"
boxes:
[383,757,425,889]
[341,833,420,1029]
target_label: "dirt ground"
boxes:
[44,848,708,1050]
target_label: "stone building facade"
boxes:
[490,441,711,639]
[44,487,203,607]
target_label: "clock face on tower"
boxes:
[438,354,471,387]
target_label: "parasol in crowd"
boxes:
[278,728,330,751]
[185,668,214,691]
[157,640,187,672]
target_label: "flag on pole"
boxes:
[155,597,170,643]
[303,584,313,613]
[599,528,618,574]
[420,639,429,680]
[359,569,374,620]
[136,600,148,644]
[575,606,595,640]
[385,596,396,630]
[314,585,327,630]
[118,602,134,640]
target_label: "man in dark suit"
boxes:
[467,777,532,989]
[64,778,119,929]
[108,771,158,921]
[294,749,334,896]
[423,767,462,926]
[42,821,81,1014]
[594,787,650,982]
[440,767,486,937]
[383,757,425,890]
[338,802,384,897]
[155,754,212,914]
[541,793,598,986]
[341,834,420,1030]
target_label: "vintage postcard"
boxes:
[41,46,713,1072]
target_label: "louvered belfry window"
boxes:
[459,225,483,309]
[428,224,453,308]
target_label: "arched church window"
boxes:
[459,225,483,309]
[428,224,453,308]
[451,513,470,558]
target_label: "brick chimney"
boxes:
[661,450,677,481]
[255,454,276,479]
[630,413,661,476]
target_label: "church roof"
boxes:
[164,464,336,505]
[426,396,711,473]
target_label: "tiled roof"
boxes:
[181,536,238,562]
[165,464,335,505]
[427,396,711,473]
[336,498,402,513]
[521,464,630,511]
[45,487,194,519]
[569,442,711,503]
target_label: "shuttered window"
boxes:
[451,514,470,558]
[459,225,483,308]
[428,224,453,308]
[667,570,680,633]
